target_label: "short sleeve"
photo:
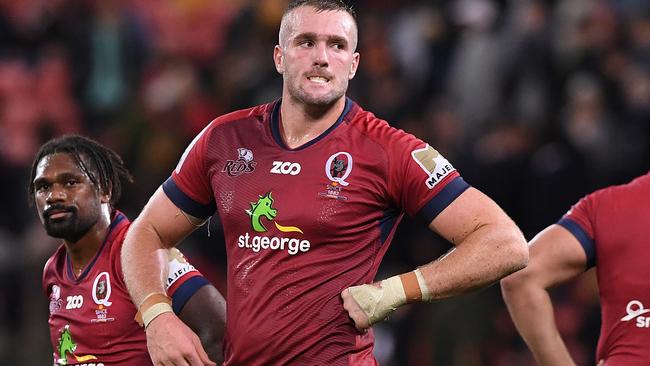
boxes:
[163,122,217,219]
[557,193,597,268]
[386,132,469,224]
[165,248,210,314]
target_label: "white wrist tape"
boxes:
[414,268,432,301]
[135,292,173,328]
[142,303,173,329]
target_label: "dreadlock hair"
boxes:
[28,135,133,208]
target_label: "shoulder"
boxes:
[107,215,133,270]
[111,223,131,254]
[42,245,66,292]
[43,244,66,276]
[587,173,649,205]
[610,172,650,196]
[204,103,275,133]
[345,104,422,152]
[567,174,649,222]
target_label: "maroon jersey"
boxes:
[43,211,209,366]
[558,172,650,365]
[165,98,470,365]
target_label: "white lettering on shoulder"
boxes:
[411,144,456,189]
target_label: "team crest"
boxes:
[92,272,112,307]
[91,272,114,323]
[411,144,455,189]
[319,152,353,200]
[49,284,62,315]
[222,148,257,176]
[95,280,106,301]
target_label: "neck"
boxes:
[279,95,346,149]
[64,209,112,277]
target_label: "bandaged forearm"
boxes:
[348,268,432,325]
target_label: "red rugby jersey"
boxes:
[165,98,470,365]
[558,172,650,365]
[43,211,208,365]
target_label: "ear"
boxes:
[273,45,284,74]
[99,183,112,204]
[348,52,360,80]
[100,192,111,204]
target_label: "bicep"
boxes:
[136,186,205,248]
[524,224,588,288]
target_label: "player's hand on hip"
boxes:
[341,286,372,331]
[146,312,216,366]
[342,277,408,331]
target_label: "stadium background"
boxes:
[0,0,648,364]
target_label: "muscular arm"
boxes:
[419,187,528,299]
[179,285,227,364]
[500,224,587,366]
[122,187,215,365]
[342,187,528,329]
[122,187,201,306]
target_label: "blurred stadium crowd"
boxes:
[0,0,648,364]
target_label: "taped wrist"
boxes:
[414,268,432,302]
[348,268,432,326]
[134,292,173,328]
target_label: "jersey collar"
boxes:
[270,97,355,151]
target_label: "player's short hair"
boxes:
[27,135,133,207]
[284,0,356,19]
[280,0,358,49]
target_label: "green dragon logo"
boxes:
[246,192,302,233]
[246,192,277,232]
[56,325,98,365]
[57,325,76,365]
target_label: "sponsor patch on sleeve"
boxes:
[165,248,198,289]
[411,144,456,189]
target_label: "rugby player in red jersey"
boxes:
[502,172,650,366]
[30,135,226,365]
[121,1,528,365]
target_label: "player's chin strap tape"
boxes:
[134,292,173,329]
[347,268,432,326]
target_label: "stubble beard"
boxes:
[287,75,348,107]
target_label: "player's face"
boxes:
[274,6,360,107]
[33,153,108,243]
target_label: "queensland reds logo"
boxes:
[325,152,353,186]
[49,284,62,314]
[222,148,257,177]
[92,272,112,307]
